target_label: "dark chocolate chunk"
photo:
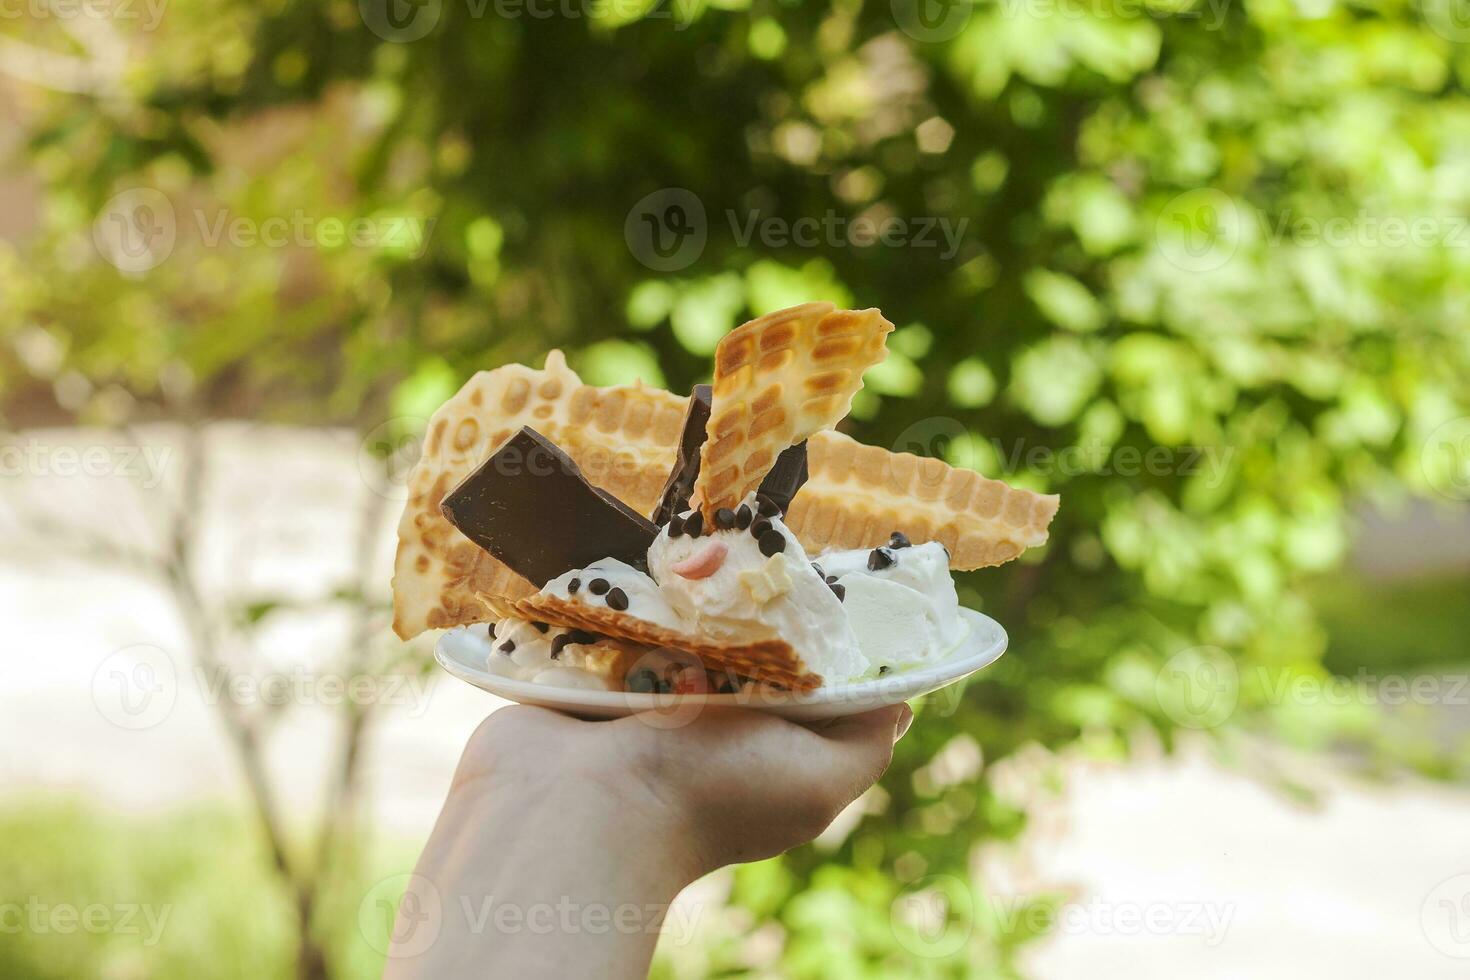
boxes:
[889,531,912,549]
[487,622,497,639]
[758,529,786,557]
[532,621,549,633]
[830,582,846,602]
[668,514,685,538]
[754,440,809,514]
[754,494,780,518]
[605,587,629,611]
[683,510,704,537]
[567,578,580,594]
[588,577,610,596]
[750,518,772,539]
[440,426,658,586]
[868,547,895,571]
[499,639,516,654]
[652,385,713,526]
[735,505,753,529]
[550,634,570,659]
[714,507,737,530]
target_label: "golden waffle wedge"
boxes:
[478,591,822,691]
[391,351,688,639]
[694,303,893,518]
[789,430,1060,569]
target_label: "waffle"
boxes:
[694,303,893,518]
[391,351,687,639]
[479,591,821,691]
[789,430,1060,568]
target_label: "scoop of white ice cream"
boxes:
[542,558,685,631]
[816,540,965,673]
[648,494,869,684]
[479,618,617,690]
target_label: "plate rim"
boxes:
[434,607,1008,711]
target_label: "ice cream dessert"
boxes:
[391,301,1060,693]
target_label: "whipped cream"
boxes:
[475,619,620,690]
[543,558,685,631]
[648,494,869,685]
[815,539,966,672]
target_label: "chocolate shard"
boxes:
[652,384,712,526]
[756,440,809,515]
[440,426,658,586]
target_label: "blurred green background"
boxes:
[2,0,1469,976]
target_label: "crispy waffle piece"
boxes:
[392,351,688,640]
[478,592,822,691]
[694,303,893,519]
[789,430,1060,569]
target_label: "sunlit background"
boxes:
[3,1,1470,977]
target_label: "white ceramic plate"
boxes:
[434,607,1007,721]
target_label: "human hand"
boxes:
[386,703,912,978]
[454,701,914,878]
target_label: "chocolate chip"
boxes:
[735,505,753,529]
[755,494,780,517]
[499,640,516,654]
[667,516,684,538]
[551,629,600,659]
[878,664,889,675]
[567,578,580,594]
[758,529,786,557]
[889,531,911,549]
[750,518,772,539]
[589,578,611,595]
[867,547,895,571]
[683,510,704,537]
[825,574,838,584]
[487,622,497,639]
[811,562,825,578]
[830,582,845,602]
[532,621,549,633]
[714,507,736,530]
[605,587,629,610]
